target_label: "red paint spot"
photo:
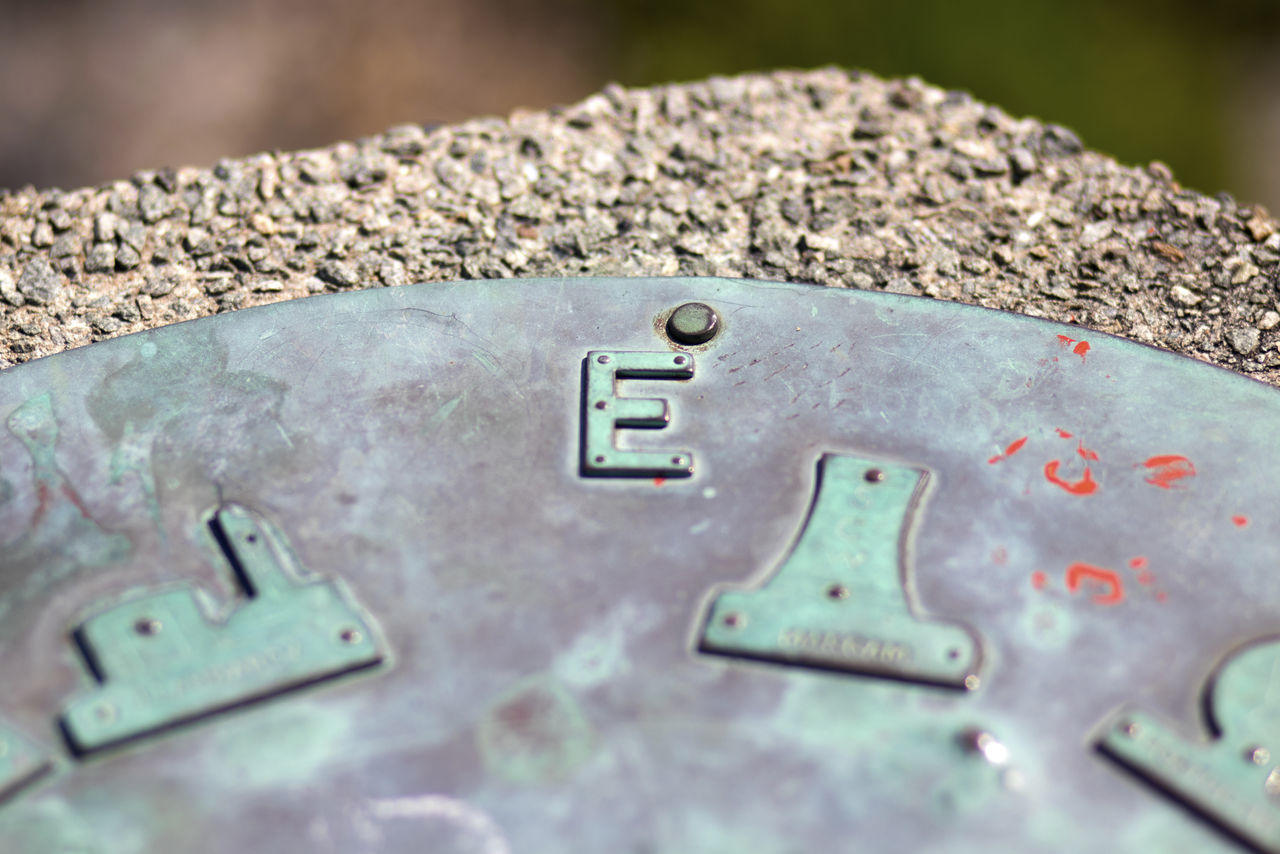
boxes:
[1031,571,1048,590]
[1128,556,1148,570]
[1076,441,1099,461]
[1055,335,1090,361]
[1136,571,1155,585]
[987,436,1028,464]
[1044,460,1098,495]
[992,547,1008,566]
[1064,563,1124,605]
[1143,455,1196,490]
[1055,428,1074,439]
[1233,515,1249,528]
[652,477,666,487]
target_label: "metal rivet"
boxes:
[964,674,981,691]
[1248,746,1272,765]
[596,354,611,364]
[594,455,606,464]
[339,628,362,644]
[864,468,885,483]
[666,303,720,345]
[1120,720,1140,738]
[134,617,161,636]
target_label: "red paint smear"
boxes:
[1143,455,1196,490]
[1136,571,1155,585]
[1031,571,1048,590]
[62,483,91,519]
[1055,428,1074,439]
[652,477,666,487]
[988,435,1028,465]
[1129,556,1148,570]
[1073,340,1091,360]
[992,547,1008,566]
[1044,460,1098,495]
[1065,563,1125,605]
[31,481,51,527]
[1076,441,1100,461]
[1233,515,1249,528]
[1057,335,1076,347]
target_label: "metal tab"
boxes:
[699,454,982,688]
[580,350,695,477]
[1099,638,1280,853]
[59,504,384,754]
[0,721,51,806]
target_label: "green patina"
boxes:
[60,504,385,755]
[701,453,981,689]
[0,720,51,804]
[1101,639,1280,852]
[581,350,695,478]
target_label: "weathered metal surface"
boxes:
[0,276,1279,852]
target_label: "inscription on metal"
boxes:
[1100,638,1280,852]
[580,350,695,477]
[699,454,982,688]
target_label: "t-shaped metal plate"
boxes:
[1,276,1279,853]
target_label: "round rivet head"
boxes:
[666,303,720,345]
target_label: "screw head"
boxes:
[666,303,720,345]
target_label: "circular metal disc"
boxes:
[0,277,1278,853]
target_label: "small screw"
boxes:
[1248,746,1272,765]
[672,456,685,466]
[826,583,849,600]
[339,628,362,644]
[134,617,162,636]
[596,354,611,364]
[594,400,607,410]
[1120,720,1140,738]
[666,303,720,345]
[673,355,687,365]
[594,455,606,464]
[964,675,981,691]
[864,469,885,483]
[246,534,258,544]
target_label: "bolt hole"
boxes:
[722,612,744,629]
[826,584,849,600]
[672,456,684,466]
[246,533,258,544]
[673,355,687,365]
[596,355,611,364]
[594,400,607,410]
[134,618,161,636]
[594,455,606,464]
[864,469,884,483]
[947,647,961,660]
[339,628,362,644]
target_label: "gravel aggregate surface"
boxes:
[2,68,1278,383]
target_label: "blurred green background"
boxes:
[2,0,1278,210]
